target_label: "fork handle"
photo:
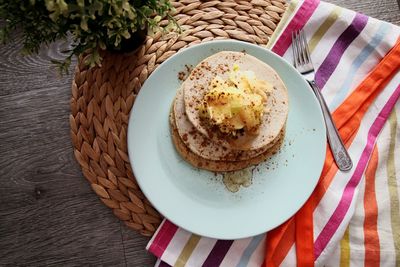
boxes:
[308,81,353,171]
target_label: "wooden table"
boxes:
[0,1,398,266]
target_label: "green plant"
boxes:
[0,0,176,73]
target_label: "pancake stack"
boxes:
[170,51,289,172]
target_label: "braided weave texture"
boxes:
[70,0,286,236]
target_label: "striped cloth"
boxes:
[146,0,400,266]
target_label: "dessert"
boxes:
[170,51,289,172]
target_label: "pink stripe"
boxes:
[271,0,320,56]
[314,84,400,259]
[148,220,179,258]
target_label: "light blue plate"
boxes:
[127,40,326,240]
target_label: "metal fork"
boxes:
[292,30,352,171]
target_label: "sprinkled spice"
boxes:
[178,71,186,81]
[178,64,193,81]
[185,64,193,73]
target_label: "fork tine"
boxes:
[296,31,305,66]
[300,30,311,64]
[292,31,301,67]
[297,30,306,65]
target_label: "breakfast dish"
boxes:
[128,40,326,239]
[170,51,289,171]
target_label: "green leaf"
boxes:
[0,0,176,75]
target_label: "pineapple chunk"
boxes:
[201,66,272,135]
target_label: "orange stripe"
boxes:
[364,145,380,266]
[295,195,315,266]
[264,38,400,266]
[265,218,295,266]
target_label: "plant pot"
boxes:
[107,27,147,53]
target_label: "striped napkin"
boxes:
[147,0,400,266]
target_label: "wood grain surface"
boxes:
[0,1,399,266]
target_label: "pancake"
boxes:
[173,85,277,161]
[183,51,289,151]
[170,110,285,172]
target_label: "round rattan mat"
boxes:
[70,0,286,237]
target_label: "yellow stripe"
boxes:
[266,0,299,49]
[174,234,201,267]
[387,110,400,263]
[340,227,350,267]
[308,6,342,53]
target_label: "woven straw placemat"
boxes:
[70,0,286,237]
